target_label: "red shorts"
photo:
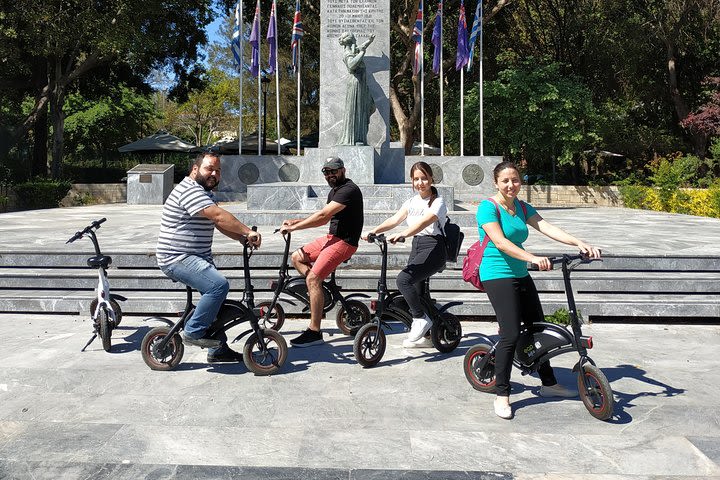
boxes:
[300,235,358,279]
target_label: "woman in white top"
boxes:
[363,161,448,348]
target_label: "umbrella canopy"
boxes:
[209,132,291,155]
[118,132,200,153]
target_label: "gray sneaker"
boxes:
[180,331,222,348]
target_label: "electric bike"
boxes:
[463,253,614,420]
[66,218,126,352]
[140,231,288,375]
[353,233,463,367]
[256,229,371,335]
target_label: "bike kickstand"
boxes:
[81,334,97,352]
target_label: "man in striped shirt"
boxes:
[157,151,261,363]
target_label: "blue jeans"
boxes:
[160,255,229,355]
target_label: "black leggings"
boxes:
[396,235,446,318]
[483,275,558,397]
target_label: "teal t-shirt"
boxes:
[475,199,538,281]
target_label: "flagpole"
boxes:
[439,7,444,156]
[479,9,484,157]
[460,68,464,156]
[296,42,301,157]
[257,1,262,156]
[273,1,280,155]
[420,7,425,156]
[237,1,244,156]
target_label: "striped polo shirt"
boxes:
[156,177,216,267]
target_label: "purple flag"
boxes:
[431,2,442,74]
[291,0,304,73]
[411,0,423,75]
[249,0,260,77]
[266,0,277,74]
[455,0,469,71]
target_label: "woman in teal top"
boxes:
[477,161,601,420]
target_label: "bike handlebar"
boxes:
[528,252,602,270]
[366,233,405,244]
[66,218,107,244]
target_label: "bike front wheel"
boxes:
[243,329,287,376]
[431,312,462,353]
[463,344,496,393]
[353,322,386,368]
[141,326,184,371]
[336,300,371,336]
[256,301,285,331]
[98,306,112,352]
[578,363,614,421]
[90,298,122,326]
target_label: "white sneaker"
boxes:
[406,315,432,342]
[402,336,432,349]
[539,384,578,398]
[494,397,513,419]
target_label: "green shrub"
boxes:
[618,185,651,209]
[545,308,583,325]
[14,179,73,210]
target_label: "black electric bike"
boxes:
[353,233,463,367]
[66,218,126,353]
[140,231,288,375]
[256,229,372,335]
[463,253,614,420]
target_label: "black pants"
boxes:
[396,235,446,318]
[483,275,558,397]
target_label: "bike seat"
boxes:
[87,255,112,268]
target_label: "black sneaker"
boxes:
[180,331,222,348]
[290,329,324,348]
[207,347,243,364]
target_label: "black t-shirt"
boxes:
[327,178,364,247]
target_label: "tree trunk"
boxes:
[666,41,707,156]
[50,58,66,179]
[32,104,49,178]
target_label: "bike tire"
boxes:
[336,300,371,336]
[463,344,496,393]
[98,306,112,352]
[430,312,462,353]
[577,363,615,421]
[256,301,285,331]
[353,322,386,368]
[141,326,184,371]
[90,298,122,327]
[242,329,288,376]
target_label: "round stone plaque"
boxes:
[429,163,443,184]
[238,163,260,185]
[462,163,485,186]
[279,163,300,182]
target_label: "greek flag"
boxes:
[231,2,242,72]
[291,0,304,72]
[466,0,482,71]
[411,0,423,75]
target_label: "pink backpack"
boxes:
[462,198,528,291]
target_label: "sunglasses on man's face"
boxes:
[321,168,339,175]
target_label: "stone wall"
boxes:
[520,185,623,207]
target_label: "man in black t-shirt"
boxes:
[280,157,364,347]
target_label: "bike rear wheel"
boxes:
[463,344,496,393]
[431,312,462,353]
[336,300,371,336]
[243,329,287,375]
[577,363,614,420]
[256,301,285,331]
[141,326,184,371]
[353,322,386,368]
[98,306,112,352]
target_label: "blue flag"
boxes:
[231,2,242,72]
[455,0,469,71]
[466,0,482,71]
[291,0,304,73]
[431,2,442,74]
[249,0,260,77]
[411,0,423,75]
[267,0,277,74]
